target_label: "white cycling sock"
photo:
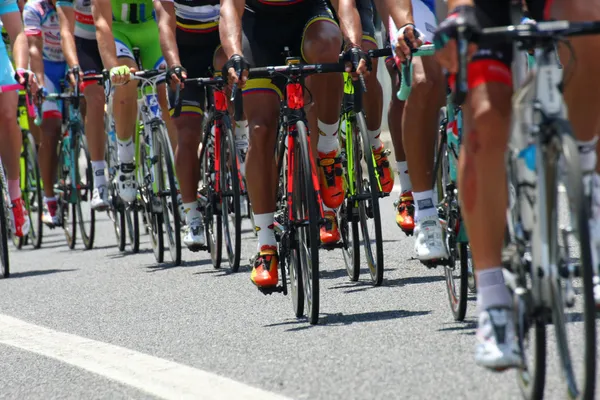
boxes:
[396,161,412,193]
[254,212,277,250]
[183,201,201,225]
[476,267,512,311]
[577,137,598,173]
[91,160,107,188]
[317,120,340,154]
[368,127,383,149]
[117,136,135,165]
[413,190,436,222]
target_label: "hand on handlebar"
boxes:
[110,65,136,85]
[166,65,187,90]
[433,5,480,74]
[14,68,38,93]
[391,23,423,63]
[223,54,250,90]
[67,65,84,87]
[344,46,370,80]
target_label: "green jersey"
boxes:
[110,0,154,24]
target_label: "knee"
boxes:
[303,22,342,63]
[248,119,277,149]
[469,92,511,154]
[84,87,105,115]
[409,67,444,107]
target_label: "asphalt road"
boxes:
[1,188,598,399]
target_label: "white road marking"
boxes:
[0,314,291,400]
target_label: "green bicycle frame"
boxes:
[397,44,436,101]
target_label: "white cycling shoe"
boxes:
[118,163,137,203]
[475,307,522,371]
[184,218,206,251]
[414,215,449,261]
[91,185,110,211]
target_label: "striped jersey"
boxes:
[56,0,95,40]
[111,0,155,23]
[160,0,219,35]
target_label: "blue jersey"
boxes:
[422,0,435,14]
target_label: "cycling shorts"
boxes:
[0,43,15,86]
[168,40,221,117]
[356,0,376,46]
[75,37,104,90]
[241,0,337,97]
[112,20,166,71]
[468,0,551,89]
[42,60,67,118]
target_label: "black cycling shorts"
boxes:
[168,38,221,117]
[76,37,103,76]
[241,0,338,97]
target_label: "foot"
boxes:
[11,197,30,237]
[183,218,206,251]
[414,214,449,261]
[251,245,279,288]
[318,149,345,209]
[372,145,394,193]
[320,210,341,245]
[117,163,137,203]
[594,277,600,310]
[395,191,415,235]
[41,198,59,227]
[91,185,110,211]
[475,307,522,371]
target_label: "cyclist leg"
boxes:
[397,0,447,261]
[240,11,287,288]
[169,43,216,249]
[78,37,109,210]
[359,0,394,194]
[0,45,28,236]
[38,61,63,227]
[385,57,414,234]
[110,29,139,203]
[302,3,345,216]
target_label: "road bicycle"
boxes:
[455,18,599,399]
[173,74,244,271]
[338,49,389,286]
[39,75,95,250]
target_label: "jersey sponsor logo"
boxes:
[75,11,93,25]
[425,22,435,35]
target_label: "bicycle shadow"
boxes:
[328,274,446,293]
[264,309,431,332]
[6,268,77,279]
[319,267,398,280]
[145,258,213,272]
[437,319,477,336]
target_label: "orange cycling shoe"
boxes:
[373,145,394,193]
[251,245,279,288]
[320,210,341,245]
[318,150,345,209]
[11,197,30,237]
[395,191,415,235]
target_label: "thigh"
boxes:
[76,37,103,76]
[41,61,65,118]
[299,1,340,63]
[0,42,15,86]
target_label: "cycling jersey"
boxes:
[0,0,20,85]
[56,0,95,40]
[112,0,154,23]
[23,0,64,62]
[161,0,219,43]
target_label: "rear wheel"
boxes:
[220,119,241,272]
[75,135,95,250]
[125,204,140,253]
[295,121,320,324]
[57,147,76,249]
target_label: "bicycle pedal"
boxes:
[257,286,284,295]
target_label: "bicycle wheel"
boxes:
[155,125,181,265]
[24,132,43,249]
[0,165,10,277]
[138,132,164,263]
[340,117,360,281]
[201,126,222,268]
[74,135,95,250]
[125,204,140,253]
[552,132,596,399]
[295,121,320,324]
[56,147,77,249]
[356,113,384,285]
[220,119,241,272]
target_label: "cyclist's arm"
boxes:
[23,6,45,86]
[92,0,118,69]
[329,0,363,48]
[1,12,29,70]
[372,0,414,28]
[154,0,181,68]
[219,0,245,60]
[56,2,79,68]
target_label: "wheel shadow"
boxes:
[437,318,477,336]
[328,274,446,293]
[264,309,431,332]
[319,267,397,280]
[6,268,77,279]
[146,258,213,272]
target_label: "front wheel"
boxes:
[0,166,10,277]
[74,135,95,250]
[220,119,241,272]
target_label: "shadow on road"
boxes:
[6,268,77,279]
[329,274,446,293]
[264,309,431,331]
[437,319,477,335]
[106,248,154,259]
[146,258,213,272]
[320,267,397,280]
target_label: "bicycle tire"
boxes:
[156,126,181,266]
[138,132,164,263]
[25,133,43,249]
[57,147,77,249]
[340,117,360,281]
[0,167,9,278]
[125,204,140,253]
[116,200,126,252]
[202,125,222,269]
[75,135,95,250]
[356,112,384,285]
[552,132,596,399]
[220,118,241,272]
[295,121,320,324]
[12,140,26,249]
